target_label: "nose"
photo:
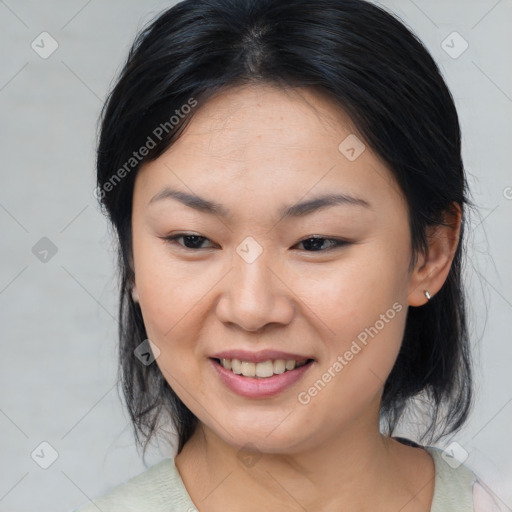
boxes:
[215,249,295,332]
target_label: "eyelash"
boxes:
[163,233,351,252]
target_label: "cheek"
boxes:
[295,293,407,429]
[289,241,410,405]
[291,244,409,340]
[134,235,202,334]
[132,260,194,390]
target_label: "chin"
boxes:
[214,420,313,455]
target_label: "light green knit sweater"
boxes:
[73,446,487,511]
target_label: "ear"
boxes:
[408,203,462,307]
[131,285,139,303]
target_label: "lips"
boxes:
[210,356,315,398]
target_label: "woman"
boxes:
[75,0,503,510]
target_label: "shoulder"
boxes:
[424,445,478,511]
[394,438,508,512]
[71,458,197,512]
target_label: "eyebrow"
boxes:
[148,187,371,219]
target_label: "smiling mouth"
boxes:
[211,357,315,379]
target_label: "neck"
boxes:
[174,407,432,511]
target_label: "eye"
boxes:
[294,236,350,252]
[164,233,215,250]
[163,233,350,252]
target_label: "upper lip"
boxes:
[210,349,315,363]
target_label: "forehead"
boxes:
[172,84,358,157]
[134,83,406,217]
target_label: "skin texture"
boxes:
[131,84,461,511]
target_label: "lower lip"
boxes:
[210,358,314,399]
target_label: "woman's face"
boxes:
[131,84,418,453]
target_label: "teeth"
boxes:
[285,360,296,371]
[221,358,232,370]
[256,360,274,378]
[231,359,241,374]
[219,358,310,378]
[241,361,256,377]
[273,359,286,375]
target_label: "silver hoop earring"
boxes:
[424,290,431,301]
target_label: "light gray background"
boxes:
[0,1,511,511]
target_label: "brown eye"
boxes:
[162,234,350,252]
[295,236,350,252]
[164,233,215,250]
